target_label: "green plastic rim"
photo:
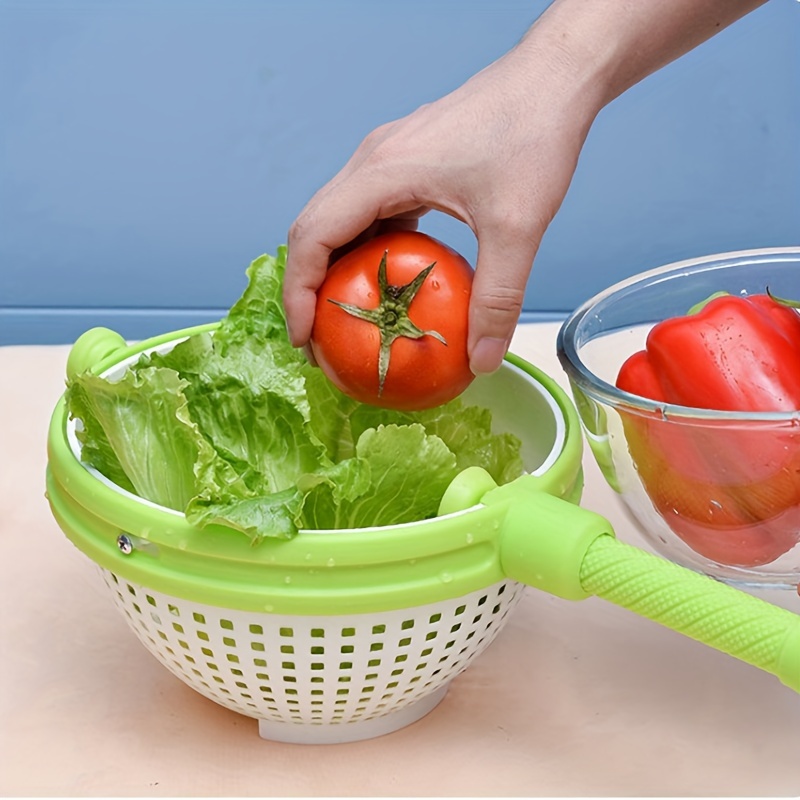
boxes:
[46,324,587,615]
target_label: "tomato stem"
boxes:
[327,249,447,396]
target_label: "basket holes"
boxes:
[444,641,455,650]
[335,699,348,706]
[234,680,247,689]
[184,655,196,664]
[279,627,294,638]
[146,595,157,606]
[361,686,375,694]
[178,640,190,651]
[415,662,429,671]
[492,604,502,614]
[450,622,462,633]
[466,631,476,640]
[341,627,356,637]
[157,631,168,642]
[310,676,324,684]
[394,654,408,664]
[230,667,243,676]
[253,658,267,668]
[196,630,209,642]
[387,681,399,689]
[132,602,141,614]
[421,648,433,657]
[369,642,383,652]
[191,668,203,677]
[172,622,184,634]
[310,646,324,655]
[390,668,404,677]
[222,636,236,647]
[399,637,411,648]
[193,612,206,624]
[110,573,120,584]
[455,605,466,616]
[310,663,324,671]
[340,645,354,654]
[478,595,488,607]
[372,624,386,635]
[168,604,180,617]
[311,689,324,696]
[282,661,296,670]
[498,583,506,595]
[226,654,240,664]
[280,645,294,654]
[249,624,263,634]
[255,672,269,680]
[365,673,378,681]
[410,676,422,684]
[367,659,381,668]
[164,646,175,657]
[206,662,220,672]
[212,676,224,684]
[201,647,213,657]
[283,675,297,683]
[425,631,438,641]
[401,619,415,630]
[220,619,233,630]
[285,690,298,697]
[251,642,265,652]
[126,584,137,596]
[338,675,351,683]
[472,615,482,624]
[310,628,324,638]
[429,613,442,624]
[336,688,350,696]
[258,685,271,693]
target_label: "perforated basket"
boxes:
[103,571,521,743]
[47,326,800,744]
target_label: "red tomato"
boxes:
[309,231,475,410]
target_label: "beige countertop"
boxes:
[2,322,800,797]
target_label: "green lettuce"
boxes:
[66,247,523,542]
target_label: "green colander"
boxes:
[46,325,800,744]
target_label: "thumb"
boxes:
[467,226,542,375]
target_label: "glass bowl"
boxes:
[557,247,800,590]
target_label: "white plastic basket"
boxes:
[103,570,523,744]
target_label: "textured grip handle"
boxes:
[580,535,800,692]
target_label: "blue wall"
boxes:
[1,0,798,344]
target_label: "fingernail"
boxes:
[469,337,509,375]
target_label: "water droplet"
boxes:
[304,552,313,561]
[440,572,453,584]
[430,279,440,290]
[177,540,188,551]
[284,576,292,584]
[263,604,274,613]
[465,533,474,544]
[326,557,336,567]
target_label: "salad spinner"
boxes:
[47,325,800,744]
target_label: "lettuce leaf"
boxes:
[66,246,524,541]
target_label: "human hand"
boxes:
[283,34,602,374]
[283,0,767,374]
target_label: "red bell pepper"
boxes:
[616,292,800,568]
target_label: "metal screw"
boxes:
[117,534,134,555]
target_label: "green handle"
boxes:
[579,534,800,693]
[491,479,800,694]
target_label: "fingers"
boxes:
[468,218,543,375]
[284,178,430,348]
[283,186,378,347]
